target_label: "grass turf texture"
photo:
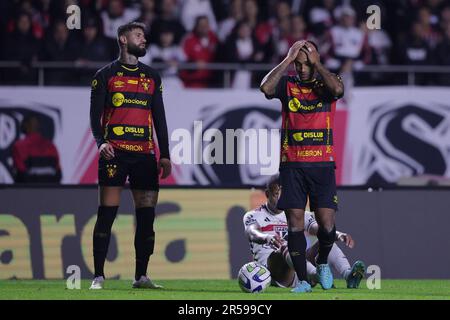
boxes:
[1,280,450,300]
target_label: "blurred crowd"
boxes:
[1,0,450,87]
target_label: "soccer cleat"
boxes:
[291,280,312,293]
[132,276,163,289]
[346,260,366,289]
[316,264,333,290]
[89,276,105,290]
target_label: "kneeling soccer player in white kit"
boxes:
[243,175,366,288]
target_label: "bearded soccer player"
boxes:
[89,22,171,289]
[260,40,344,293]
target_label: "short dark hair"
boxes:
[117,22,146,38]
[265,174,280,192]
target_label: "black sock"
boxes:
[287,230,307,282]
[93,206,118,278]
[316,225,336,265]
[134,207,155,281]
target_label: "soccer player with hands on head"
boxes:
[260,40,345,293]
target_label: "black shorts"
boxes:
[277,166,338,211]
[98,149,159,191]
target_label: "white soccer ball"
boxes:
[238,262,271,293]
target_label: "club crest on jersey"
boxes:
[117,72,123,77]
[274,226,288,239]
[106,164,117,178]
[140,78,151,91]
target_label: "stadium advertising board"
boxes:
[2,187,450,280]
[346,87,450,185]
[0,87,348,185]
[0,87,449,186]
[0,188,256,280]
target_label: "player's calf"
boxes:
[316,225,336,264]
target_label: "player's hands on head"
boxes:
[300,42,320,66]
[286,40,306,63]
[266,234,284,250]
[158,158,172,179]
[99,143,115,160]
[338,232,355,248]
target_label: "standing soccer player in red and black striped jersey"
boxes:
[89,22,171,290]
[260,40,344,293]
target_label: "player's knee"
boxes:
[285,209,304,231]
[317,215,335,233]
[99,187,122,206]
[133,190,158,208]
[322,223,335,233]
[290,217,304,231]
[317,209,336,224]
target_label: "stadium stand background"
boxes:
[1,0,450,87]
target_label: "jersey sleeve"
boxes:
[89,70,107,148]
[243,211,258,230]
[304,211,318,234]
[151,72,170,160]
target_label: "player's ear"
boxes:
[119,34,127,46]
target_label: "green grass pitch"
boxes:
[1,279,450,300]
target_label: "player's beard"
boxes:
[127,43,146,57]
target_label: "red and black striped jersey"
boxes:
[90,60,169,158]
[267,75,342,167]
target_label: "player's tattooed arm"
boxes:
[260,40,306,97]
